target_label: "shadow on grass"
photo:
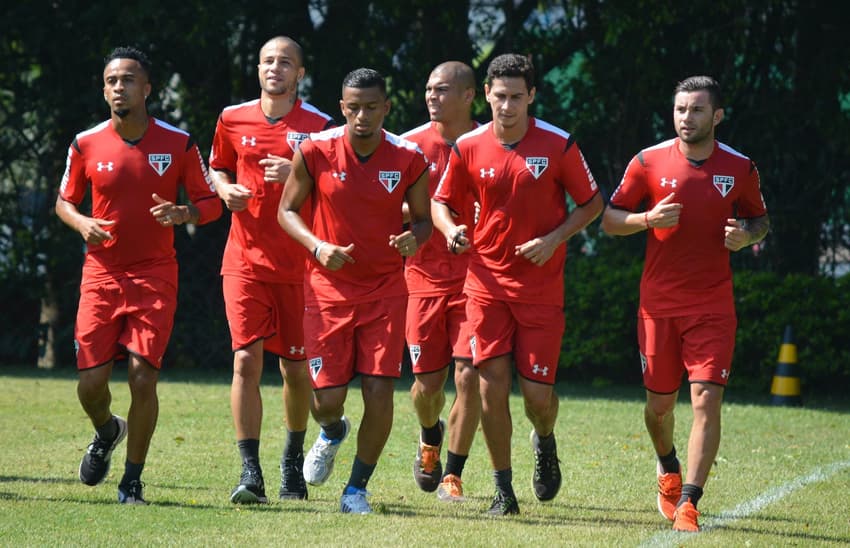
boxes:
[378,497,660,528]
[1,364,847,412]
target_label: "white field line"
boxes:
[638,459,850,547]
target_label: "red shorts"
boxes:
[75,276,177,370]
[406,292,472,375]
[304,295,406,389]
[222,275,306,360]
[638,314,737,393]
[466,294,564,385]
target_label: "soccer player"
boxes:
[278,68,432,514]
[432,53,603,515]
[601,75,769,532]
[401,61,481,501]
[209,35,334,504]
[56,46,221,504]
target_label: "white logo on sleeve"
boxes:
[525,157,549,179]
[148,154,172,176]
[378,170,401,192]
[713,175,735,197]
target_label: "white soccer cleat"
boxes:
[303,415,351,486]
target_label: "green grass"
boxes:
[1,366,848,546]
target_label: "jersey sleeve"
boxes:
[209,114,237,172]
[58,140,88,204]
[183,140,222,225]
[405,148,429,190]
[735,161,767,218]
[432,145,471,215]
[559,143,599,206]
[608,155,647,211]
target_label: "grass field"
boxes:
[1,365,848,546]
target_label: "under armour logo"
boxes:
[429,162,437,172]
[470,336,477,360]
[660,177,677,188]
[721,369,729,379]
[531,364,549,376]
[333,171,347,181]
[640,353,647,374]
[97,162,114,172]
[241,136,256,147]
[480,167,495,178]
[290,346,305,356]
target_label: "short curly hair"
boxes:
[486,53,534,92]
[104,46,152,80]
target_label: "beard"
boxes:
[114,108,130,118]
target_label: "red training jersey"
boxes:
[608,138,767,317]
[210,98,333,283]
[59,117,221,288]
[299,126,428,304]
[401,121,477,296]
[433,118,599,305]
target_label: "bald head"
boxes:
[430,61,475,91]
[259,36,304,67]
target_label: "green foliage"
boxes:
[559,231,643,385]
[1,1,849,377]
[733,271,850,396]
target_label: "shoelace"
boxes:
[534,449,559,478]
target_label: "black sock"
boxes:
[283,429,306,460]
[237,439,260,466]
[444,451,468,478]
[95,416,118,441]
[322,420,346,441]
[678,484,704,508]
[120,460,144,486]
[421,420,443,446]
[532,431,556,452]
[346,456,376,491]
[494,468,514,496]
[658,446,680,474]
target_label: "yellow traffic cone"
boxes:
[770,325,802,406]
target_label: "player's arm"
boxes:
[210,168,253,212]
[725,214,769,252]
[516,192,604,266]
[55,194,114,245]
[159,140,222,226]
[391,169,432,256]
[278,149,354,269]
[602,192,683,236]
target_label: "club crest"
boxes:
[409,345,421,366]
[287,131,309,152]
[309,357,323,381]
[378,170,401,192]
[526,156,549,179]
[713,175,735,197]
[148,154,172,176]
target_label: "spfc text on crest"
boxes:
[526,157,549,179]
[148,154,172,176]
[713,175,735,197]
[378,170,402,192]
